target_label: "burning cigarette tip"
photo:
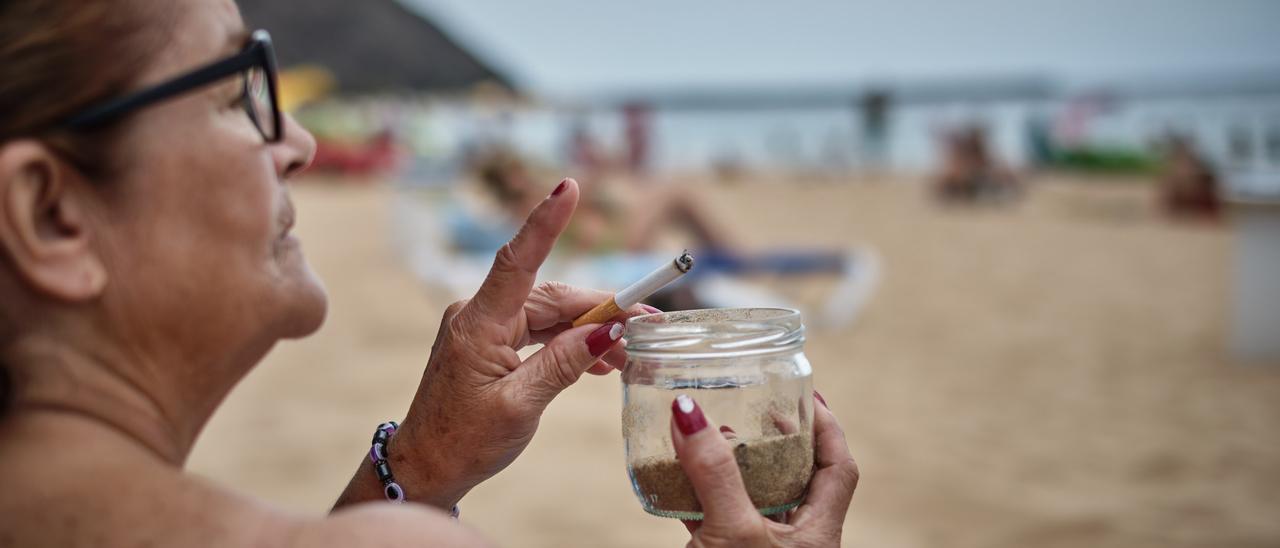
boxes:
[675,250,695,273]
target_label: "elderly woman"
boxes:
[0,1,858,546]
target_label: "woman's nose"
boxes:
[275,113,316,180]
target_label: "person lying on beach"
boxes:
[465,150,856,311]
[933,124,1021,203]
[0,1,859,547]
[1158,135,1220,220]
[472,148,735,254]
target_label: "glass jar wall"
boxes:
[622,308,814,520]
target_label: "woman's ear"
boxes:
[0,140,107,302]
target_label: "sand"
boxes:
[631,432,814,515]
[187,173,1280,548]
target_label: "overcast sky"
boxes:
[403,0,1280,96]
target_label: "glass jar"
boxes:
[621,307,814,520]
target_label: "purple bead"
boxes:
[384,482,405,503]
[369,442,386,464]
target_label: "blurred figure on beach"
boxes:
[474,147,734,255]
[1157,135,1221,220]
[623,102,653,175]
[932,124,1021,203]
[568,121,608,181]
[858,90,891,171]
[462,147,869,318]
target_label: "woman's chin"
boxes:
[286,276,328,339]
[264,236,327,338]
[272,261,329,339]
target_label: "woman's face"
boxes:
[98,0,325,360]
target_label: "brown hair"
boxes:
[0,0,172,177]
[0,0,172,414]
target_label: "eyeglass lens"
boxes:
[242,66,277,141]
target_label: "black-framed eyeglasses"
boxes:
[62,29,283,143]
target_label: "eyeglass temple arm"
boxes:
[63,45,266,129]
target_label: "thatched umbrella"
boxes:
[237,0,516,95]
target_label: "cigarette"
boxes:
[571,250,695,328]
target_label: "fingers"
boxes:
[600,345,628,371]
[470,179,578,322]
[529,316,630,375]
[585,361,613,376]
[523,282,611,331]
[510,321,625,408]
[523,283,657,374]
[669,395,758,527]
[584,348,623,376]
[792,392,858,527]
[768,408,799,435]
[528,318,630,372]
[524,281,654,333]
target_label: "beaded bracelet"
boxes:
[369,421,406,503]
[369,421,461,519]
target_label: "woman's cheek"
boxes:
[208,145,281,251]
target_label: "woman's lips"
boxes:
[278,201,296,239]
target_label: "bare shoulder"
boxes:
[0,427,488,548]
[189,474,494,548]
[282,503,493,548]
[0,463,491,547]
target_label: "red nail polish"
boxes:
[550,179,568,197]
[640,304,662,314]
[814,390,828,409]
[672,395,707,435]
[586,322,624,357]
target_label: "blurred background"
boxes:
[187,1,1280,546]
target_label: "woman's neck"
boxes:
[1,325,258,466]
[6,336,186,463]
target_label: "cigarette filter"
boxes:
[571,251,694,327]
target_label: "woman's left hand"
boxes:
[672,392,857,547]
[353,178,651,510]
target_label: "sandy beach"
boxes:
[187,173,1280,548]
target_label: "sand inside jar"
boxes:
[630,432,813,515]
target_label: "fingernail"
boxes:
[718,424,738,440]
[586,322,624,357]
[814,390,828,409]
[550,179,569,197]
[673,394,708,435]
[640,304,662,314]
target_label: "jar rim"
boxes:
[625,307,805,359]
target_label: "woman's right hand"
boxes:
[671,392,858,548]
